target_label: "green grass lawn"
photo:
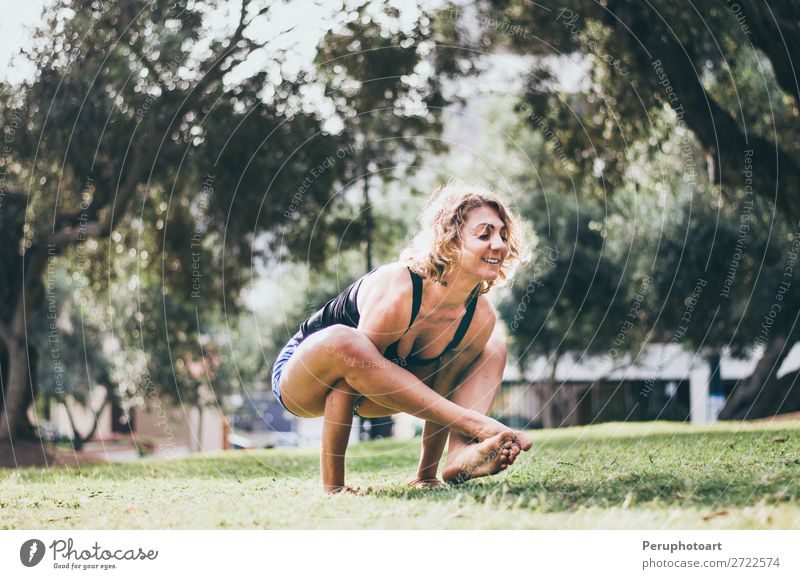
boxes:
[2,421,799,529]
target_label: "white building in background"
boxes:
[497,342,800,426]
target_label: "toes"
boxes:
[513,433,533,451]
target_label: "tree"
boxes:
[313,1,454,270]
[310,2,468,437]
[0,0,350,443]
[485,0,800,219]
[0,0,472,446]
[646,171,800,419]
[477,0,800,417]
[29,263,115,451]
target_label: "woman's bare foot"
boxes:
[442,432,519,484]
[407,477,446,490]
[471,416,532,451]
[326,485,364,496]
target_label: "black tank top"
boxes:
[296,266,479,367]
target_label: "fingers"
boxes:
[328,485,364,496]
[407,477,446,489]
[513,431,533,451]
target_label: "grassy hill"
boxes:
[2,421,799,529]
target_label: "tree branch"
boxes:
[648,22,800,223]
[176,0,258,118]
[0,189,28,201]
[49,139,147,249]
[119,32,168,94]
[739,0,800,106]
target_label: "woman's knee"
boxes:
[319,325,376,369]
[328,378,357,396]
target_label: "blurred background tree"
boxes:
[0,0,451,443]
[478,0,800,418]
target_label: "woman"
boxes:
[272,181,532,493]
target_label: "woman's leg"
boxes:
[358,333,529,485]
[407,334,525,485]
[439,334,525,483]
[277,325,513,440]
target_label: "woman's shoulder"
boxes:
[364,262,413,292]
[474,295,497,324]
[357,262,414,311]
[356,262,415,338]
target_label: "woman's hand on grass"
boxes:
[407,477,446,489]
[326,486,364,496]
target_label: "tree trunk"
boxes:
[18,344,39,439]
[631,6,800,225]
[739,0,800,106]
[61,390,109,451]
[363,172,373,272]
[0,247,46,443]
[62,397,82,451]
[0,336,35,442]
[541,350,561,429]
[196,404,204,452]
[719,336,792,420]
[746,369,800,418]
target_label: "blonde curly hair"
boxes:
[401,180,531,294]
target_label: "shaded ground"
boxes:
[0,440,99,469]
[752,411,800,422]
[1,420,799,529]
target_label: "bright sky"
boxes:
[0,0,583,94]
[0,0,47,83]
[0,0,432,86]
[0,0,341,84]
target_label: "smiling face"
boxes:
[456,204,510,282]
[401,181,529,295]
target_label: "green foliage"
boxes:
[463,94,637,363]
[464,2,800,373]
[647,184,800,356]
[312,1,457,271]
[1,0,472,434]
[500,192,633,361]
[483,0,800,220]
